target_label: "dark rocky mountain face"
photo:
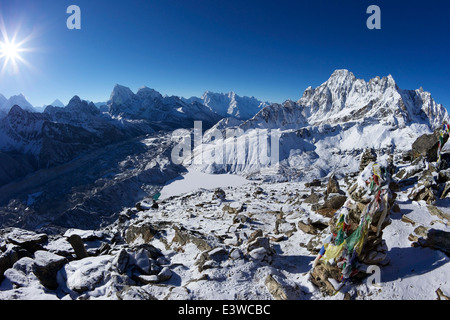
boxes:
[108,85,222,130]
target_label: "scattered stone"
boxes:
[118,286,158,300]
[207,247,228,263]
[157,266,172,282]
[138,274,159,284]
[248,247,268,261]
[392,203,401,213]
[297,220,317,235]
[408,184,436,204]
[427,205,450,222]
[4,267,29,288]
[413,226,429,238]
[229,248,243,260]
[310,263,343,296]
[253,187,264,196]
[172,226,212,252]
[314,195,347,217]
[125,222,158,244]
[436,288,450,300]
[113,248,130,274]
[401,215,416,226]
[325,173,341,197]
[305,179,322,188]
[63,255,113,293]
[265,274,288,300]
[322,195,347,210]
[212,188,226,201]
[441,182,450,199]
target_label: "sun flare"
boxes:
[0,39,20,61]
[0,27,32,74]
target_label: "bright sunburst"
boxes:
[1,38,20,60]
[0,27,32,74]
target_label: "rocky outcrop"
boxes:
[411,129,448,163]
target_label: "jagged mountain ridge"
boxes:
[244,69,448,130]
[108,85,222,130]
[192,70,449,181]
[184,91,271,120]
[0,94,35,118]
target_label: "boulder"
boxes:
[32,250,67,289]
[5,228,48,253]
[113,248,130,274]
[411,129,448,163]
[325,173,341,197]
[359,148,377,172]
[298,219,328,235]
[247,236,275,262]
[0,246,20,279]
[314,195,347,217]
[62,255,113,293]
[441,182,450,199]
[66,234,89,259]
[212,188,226,201]
[418,229,450,256]
[265,274,288,300]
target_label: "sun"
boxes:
[0,38,20,61]
[0,27,32,74]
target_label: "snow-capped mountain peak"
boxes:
[191,91,270,120]
[0,93,6,107]
[48,99,65,108]
[0,94,35,116]
[296,69,448,128]
[109,84,135,105]
[136,86,163,100]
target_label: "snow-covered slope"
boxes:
[0,159,448,300]
[297,69,448,127]
[184,91,270,120]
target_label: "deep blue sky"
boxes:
[0,0,449,111]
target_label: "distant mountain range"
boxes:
[0,70,448,230]
[192,70,449,181]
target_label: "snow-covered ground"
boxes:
[1,160,448,300]
[159,168,250,200]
